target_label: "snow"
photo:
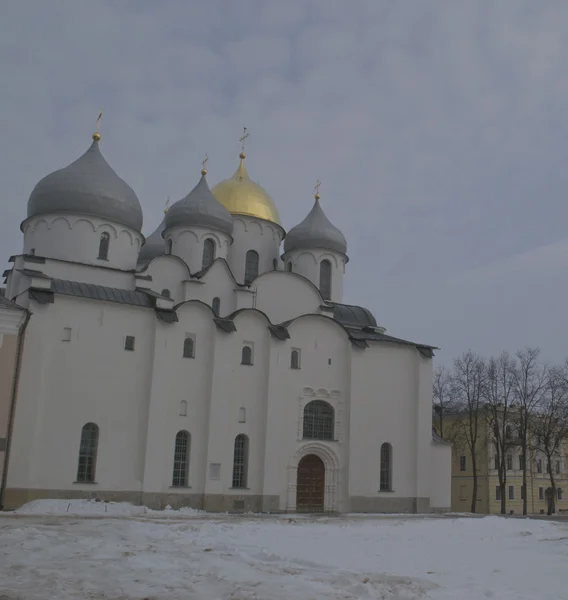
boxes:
[1,501,567,599]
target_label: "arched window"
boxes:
[303,400,334,440]
[287,262,293,272]
[98,232,110,260]
[202,238,215,270]
[380,443,393,491]
[212,297,220,316]
[166,239,173,254]
[161,289,171,298]
[272,258,278,270]
[241,345,253,365]
[319,259,332,300]
[76,422,99,483]
[179,400,188,416]
[183,336,195,359]
[291,349,300,369]
[244,250,259,285]
[172,430,190,487]
[232,434,249,488]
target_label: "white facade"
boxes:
[1,142,451,513]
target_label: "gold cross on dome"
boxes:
[201,153,209,174]
[164,196,170,214]
[239,127,249,153]
[92,107,103,141]
[314,179,321,199]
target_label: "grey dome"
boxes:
[165,173,233,237]
[27,140,143,232]
[284,198,347,256]
[138,215,166,265]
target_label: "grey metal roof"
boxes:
[27,140,143,232]
[165,174,233,236]
[138,215,167,265]
[50,278,152,307]
[284,198,347,256]
[330,302,377,328]
[0,295,25,311]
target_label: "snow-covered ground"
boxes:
[1,500,567,599]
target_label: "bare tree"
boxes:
[512,348,548,516]
[531,367,568,515]
[433,364,456,439]
[484,352,516,514]
[449,351,487,513]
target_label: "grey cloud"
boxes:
[1,0,567,366]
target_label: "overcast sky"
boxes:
[1,1,567,366]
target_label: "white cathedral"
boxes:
[1,125,451,513]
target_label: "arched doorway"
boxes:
[296,454,325,512]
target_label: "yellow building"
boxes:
[436,413,568,515]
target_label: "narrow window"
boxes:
[508,485,515,500]
[161,289,171,298]
[166,239,173,254]
[272,258,278,270]
[556,461,561,474]
[62,327,72,342]
[124,336,135,351]
[232,434,249,488]
[558,488,563,500]
[459,455,466,472]
[536,459,542,474]
[287,262,292,272]
[202,238,215,270]
[241,345,253,365]
[303,400,334,440]
[506,454,513,470]
[212,297,220,316]
[98,232,110,260]
[519,455,525,471]
[183,336,195,359]
[179,400,188,416]
[495,486,501,501]
[172,430,190,487]
[238,407,246,423]
[319,259,332,300]
[244,250,259,285]
[505,425,512,439]
[290,349,301,369]
[539,487,544,500]
[76,423,99,483]
[546,462,550,474]
[380,442,393,491]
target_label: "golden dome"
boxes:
[211,153,281,225]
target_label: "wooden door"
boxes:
[296,454,325,512]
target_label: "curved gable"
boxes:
[254,270,323,323]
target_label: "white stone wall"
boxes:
[22,214,143,271]
[282,249,346,303]
[227,217,283,284]
[164,225,231,274]
[430,442,452,510]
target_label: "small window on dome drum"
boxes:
[212,297,220,316]
[319,260,332,300]
[166,239,173,255]
[287,262,292,272]
[98,232,110,260]
[202,239,215,270]
[244,250,259,285]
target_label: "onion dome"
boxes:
[26,136,143,232]
[164,168,233,237]
[284,189,347,257]
[138,214,167,265]
[211,152,281,225]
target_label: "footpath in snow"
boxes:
[1,499,567,599]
